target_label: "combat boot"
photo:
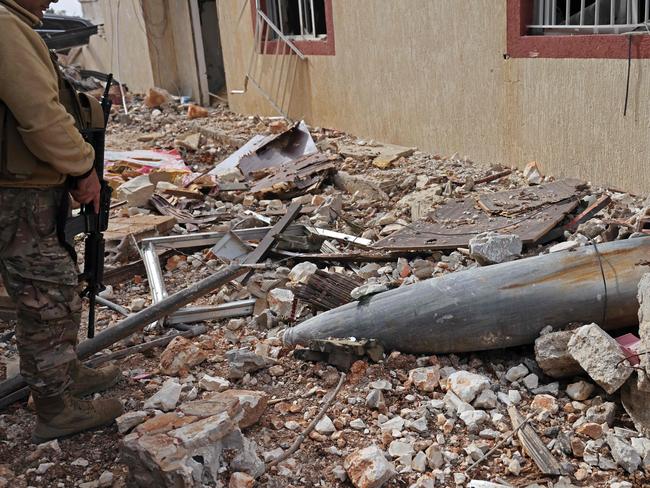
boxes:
[32,393,123,443]
[69,360,121,397]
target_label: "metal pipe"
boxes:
[551,0,557,24]
[310,0,316,35]
[645,0,649,23]
[595,0,600,32]
[0,264,247,404]
[298,0,304,37]
[580,0,586,25]
[566,0,571,25]
[257,10,306,58]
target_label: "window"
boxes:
[252,0,335,55]
[529,0,650,35]
[267,0,327,40]
[507,0,650,58]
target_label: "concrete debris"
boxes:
[116,411,149,434]
[226,348,275,379]
[523,161,544,185]
[344,445,396,488]
[407,366,440,392]
[567,323,634,394]
[116,175,156,207]
[469,232,522,265]
[448,371,490,403]
[159,336,209,376]
[607,434,642,473]
[267,288,295,320]
[534,330,584,379]
[4,94,648,487]
[198,374,230,392]
[566,380,595,401]
[143,379,183,412]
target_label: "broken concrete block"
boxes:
[121,416,250,487]
[396,186,445,221]
[568,323,634,394]
[637,274,650,390]
[315,415,337,434]
[116,175,155,208]
[169,411,236,450]
[288,262,318,284]
[523,161,543,185]
[407,366,440,392]
[267,288,294,320]
[351,283,388,300]
[211,390,268,429]
[534,330,583,379]
[621,377,650,437]
[226,349,274,379]
[177,133,201,151]
[607,434,642,473]
[116,411,149,434]
[448,371,490,403]
[229,472,254,488]
[143,379,183,412]
[159,336,208,377]
[333,171,389,202]
[198,374,230,392]
[505,363,529,382]
[469,232,522,265]
[566,380,595,401]
[344,445,396,488]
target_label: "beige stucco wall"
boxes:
[75,0,155,93]
[76,0,204,101]
[217,0,650,195]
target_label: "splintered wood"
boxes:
[292,270,363,311]
[508,406,562,476]
[249,153,337,199]
[374,179,584,251]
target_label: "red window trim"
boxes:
[507,0,650,58]
[251,0,336,56]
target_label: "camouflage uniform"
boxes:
[0,188,81,397]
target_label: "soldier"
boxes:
[0,0,123,442]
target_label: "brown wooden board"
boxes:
[373,198,578,251]
[477,178,584,215]
[249,153,337,198]
[104,215,177,243]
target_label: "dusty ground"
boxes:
[0,94,648,488]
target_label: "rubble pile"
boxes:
[0,92,649,487]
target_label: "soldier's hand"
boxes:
[71,171,101,213]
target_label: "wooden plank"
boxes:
[104,215,177,243]
[374,199,577,251]
[477,179,584,215]
[508,406,562,476]
[292,270,363,311]
[249,153,336,198]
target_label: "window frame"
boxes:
[251,0,336,56]
[507,0,650,59]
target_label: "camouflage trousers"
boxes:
[0,187,81,397]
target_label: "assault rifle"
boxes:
[65,74,114,339]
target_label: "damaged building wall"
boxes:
[217,0,650,195]
[75,0,205,101]
[73,0,155,92]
